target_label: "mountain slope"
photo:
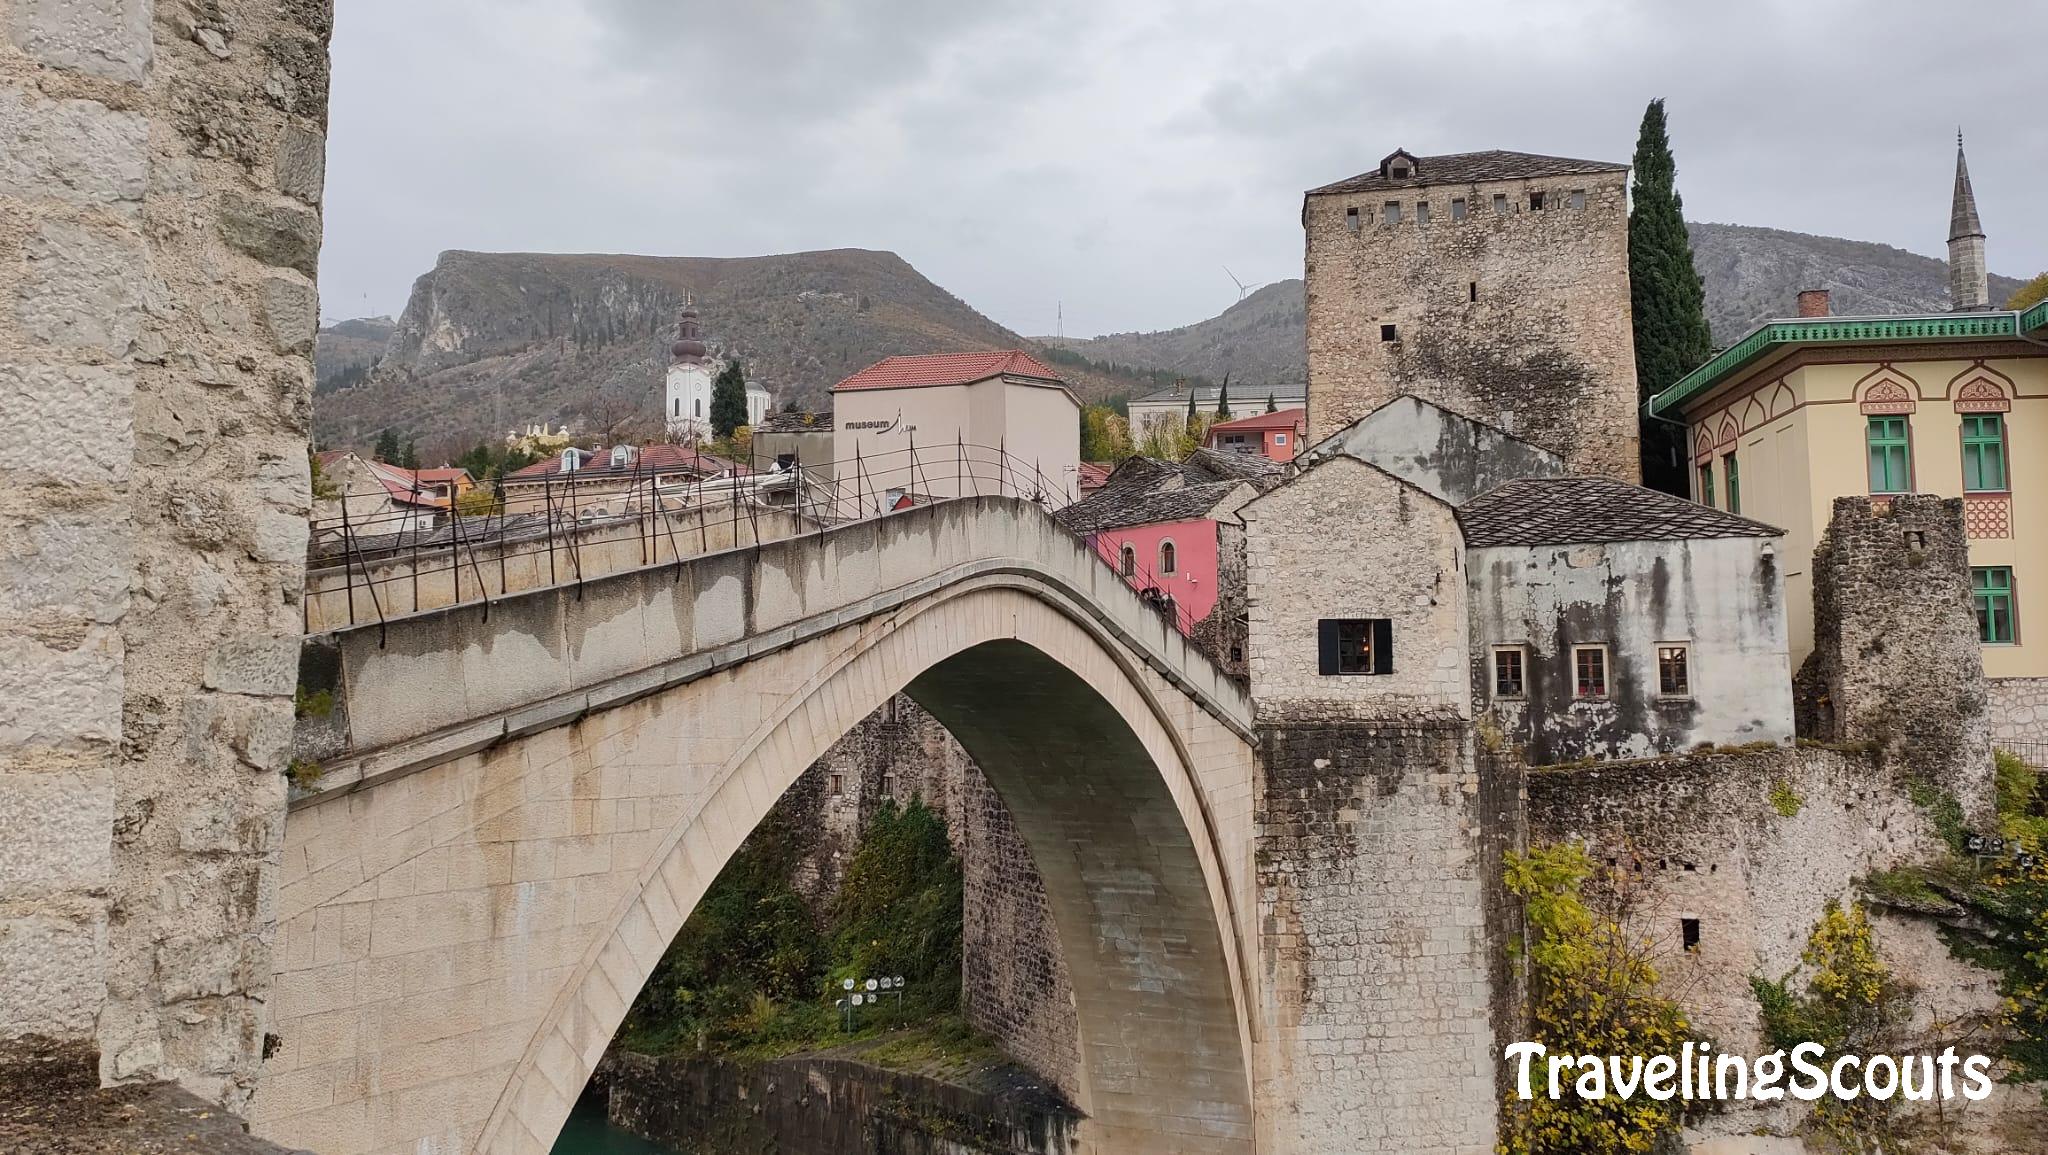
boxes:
[312,249,1165,454]
[1040,224,2030,383]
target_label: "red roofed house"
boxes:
[830,350,1080,516]
[313,451,476,537]
[1204,407,1307,462]
[498,443,750,516]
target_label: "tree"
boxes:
[1629,98,1714,497]
[1215,374,1232,418]
[1079,405,1133,463]
[2008,272,2048,312]
[1266,392,1278,414]
[711,360,749,440]
[398,439,419,470]
[1184,389,1197,428]
[372,428,402,464]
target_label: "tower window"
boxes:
[1346,205,1361,234]
[1469,281,1478,303]
[1380,324,1398,342]
[1318,619,1393,675]
[1415,201,1430,224]
[1493,193,1509,215]
[1681,918,1701,952]
[829,773,845,798]
[1450,198,1467,221]
[1529,190,1546,211]
[1382,201,1402,224]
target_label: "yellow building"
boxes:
[1652,292,2048,743]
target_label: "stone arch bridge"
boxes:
[255,498,1274,1155]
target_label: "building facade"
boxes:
[1302,148,1640,481]
[663,303,770,440]
[1126,381,1305,440]
[500,443,749,515]
[1204,408,1306,461]
[830,350,1081,513]
[1650,143,2048,743]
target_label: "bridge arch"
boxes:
[252,504,1258,1155]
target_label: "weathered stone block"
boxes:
[219,193,322,276]
[16,219,148,355]
[0,770,113,897]
[203,634,301,697]
[0,89,149,205]
[274,126,326,204]
[0,512,129,622]
[0,630,123,753]
[0,912,108,1039]
[0,359,132,485]
[261,273,319,354]
[5,0,151,83]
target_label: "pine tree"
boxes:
[711,360,749,440]
[399,440,419,470]
[1629,98,1714,496]
[372,428,402,463]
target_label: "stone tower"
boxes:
[1303,148,1641,481]
[1948,133,1990,312]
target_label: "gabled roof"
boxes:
[504,444,749,482]
[1055,478,1250,536]
[1207,408,1305,433]
[1307,149,1626,196]
[830,350,1066,393]
[1181,446,1287,487]
[1456,476,1781,548]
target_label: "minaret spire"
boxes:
[1948,130,1989,311]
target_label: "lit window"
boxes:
[1974,567,2016,644]
[1722,453,1740,515]
[1657,644,1691,696]
[1962,413,2007,492]
[1866,416,1911,493]
[1318,618,1393,675]
[1493,647,1525,698]
[1415,200,1430,224]
[1697,462,1715,508]
[1451,198,1467,221]
[1158,540,1177,574]
[1572,646,1608,698]
[1382,200,1402,224]
[1119,544,1135,577]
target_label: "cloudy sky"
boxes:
[320,0,2046,338]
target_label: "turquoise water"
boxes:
[549,1102,681,1154]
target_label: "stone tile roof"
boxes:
[1308,150,1627,196]
[1456,476,1781,548]
[830,350,1065,392]
[757,409,832,433]
[504,444,748,481]
[1055,477,1248,536]
[1181,446,1287,487]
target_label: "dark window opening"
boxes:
[1468,281,1478,303]
[1380,324,1398,342]
[1573,646,1608,698]
[1318,618,1394,676]
[1119,544,1136,578]
[1229,644,1243,664]
[1390,164,1410,178]
[1493,648,1525,698]
[1904,530,1927,551]
[1529,190,1546,211]
[1723,452,1741,514]
[1657,645,1690,696]
[829,773,845,798]
[1345,205,1361,234]
[1158,540,1177,574]
[882,772,898,797]
[1681,918,1701,952]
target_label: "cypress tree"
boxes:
[1215,375,1231,418]
[1629,98,1714,497]
[1184,389,1197,427]
[373,428,402,463]
[711,360,749,440]
[1266,392,1278,414]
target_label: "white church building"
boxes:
[664,301,770,441]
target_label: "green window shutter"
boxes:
[1866,417,1911,493]
[1318,620,1341,675]
[1697,463,1714,508]
[1723,453,1741,515]
[1972,567,2016,644]
[1962,414,2007,492]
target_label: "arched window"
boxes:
[1158,540,1177,575]
[1119,544,1136,577]
[694,397,702,417]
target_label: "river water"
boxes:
[548,1100,680,1155]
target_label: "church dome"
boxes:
[670,300,707,361]
[671,337,707,360]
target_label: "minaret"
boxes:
[1948,131,1989,312]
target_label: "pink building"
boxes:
[1204,407,1307,462]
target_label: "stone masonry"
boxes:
[0,0,330,1109]
[1986,676,2048,750]
[1303,151,1640,481]
[1795,494,1993,818]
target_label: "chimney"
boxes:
[1797,289,1831,318]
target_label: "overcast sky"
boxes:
[320,0,2046,338]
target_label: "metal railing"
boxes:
[303,437,1133,639]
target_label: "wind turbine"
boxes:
[1223,266,1262,303]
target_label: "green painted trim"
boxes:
[1651,312,2022,417]
[2022,298,2048,336]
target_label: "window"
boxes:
[1529,190,1546,211]
[1380,324,1398,342]
[1572,646,1608,698]
[1415,200,1430,224]
[1158,540,1177,574]
[1119,544,1136,577]
[1318,618,1393,675]
[1346,205,1361,234]
[828,773,845,798]
[673,398,680,417]
[1681,918,1701,952]
[1657,644,1691,697]
[1469,281,1478,303]
[694,397,703,418]
[1722,452,1740,514]
[1493,647,1526,698]
[1866,416,1911,493]
[1492,193,1509,215]
[1697,462,1715,508]
[1974,567,2016,644]
[1962,413,2007,492]
[1273,433,1287,446]
[1451,197,1467,221]
[1382,200,1402,224]
[1568,189,1587,210]
[1390,163,1410,178]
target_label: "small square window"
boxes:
[1568,189,1587,210]
[1681,918,1701,952]
[829,773,845,798]
[1380,324,1398,342]
[1319,618,1393,675]
[1493,647,1525,698]
[1572,646,1608,698]
[1529,191,1546,211]
[1345,206,1361,234]
[1450,198,1467,221]
[1492,193,1509,215]
[1382,200,1402,225]
[1415,200,1430,224]
[1657,644,1691,697]
[1390,164,1410,178]
[1273,433,1287,445]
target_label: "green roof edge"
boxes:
[2022,297,2048,336]
[1650,311,2025,417]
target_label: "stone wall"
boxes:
[1303,167,1639,480]
[0,0,329,1107]
[1986,676,2048,749]
[1796,495,1993,818]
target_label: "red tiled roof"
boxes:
[1207,408,1306,433]
[503,444,751,482]
[830,350,1066,392]
[1077,461,1114,490]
